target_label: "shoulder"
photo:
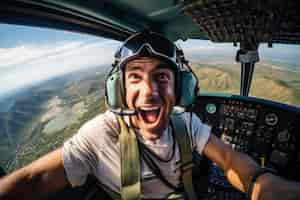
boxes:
[80,110,119,131]
[76,110,120,144]
[179,112,212,153]
[179,112,205,128]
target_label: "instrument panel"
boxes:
[192,94,300,199]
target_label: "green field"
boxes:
[0,67,108,172]
[5,97,106,171]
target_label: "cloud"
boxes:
[0,39,121,94]
[177,39,236,51]
[176,39,238,64]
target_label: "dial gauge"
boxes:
[265,113,278,126]
[206,103,217,114]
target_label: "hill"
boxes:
[192,62,300,106]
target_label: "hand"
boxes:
[252,173,300,200]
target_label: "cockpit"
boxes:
[0,0,300,199]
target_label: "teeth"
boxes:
[139,106,159,111]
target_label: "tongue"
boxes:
[142,110,159,123]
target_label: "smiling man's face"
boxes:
[124,57,176,140]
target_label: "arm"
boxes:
[203,134,300,200]
[203,134,258,193]
[0,148,69,200]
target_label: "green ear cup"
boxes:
[105,70,124,108]
[178,71,198,106]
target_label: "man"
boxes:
[0,32,300,200]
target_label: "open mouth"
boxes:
[139,106,161,123]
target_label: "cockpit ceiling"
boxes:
[1,0,300,46]
[183,0,300,46]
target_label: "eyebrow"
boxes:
[156,63,174,71]
[125,65,143,72]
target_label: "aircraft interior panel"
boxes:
[192,94,300,199]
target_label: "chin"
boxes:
[139,128,163,140]
[139,120,169,139]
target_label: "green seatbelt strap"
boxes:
[118,116,141,200]
[171,114,197,200]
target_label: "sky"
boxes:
[0,23,300,96]
[0,24,121,95]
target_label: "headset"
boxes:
[105,32,199,115]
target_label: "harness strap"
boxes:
[118,116,141,200]
[117,114,196,200]
[171,114,197,200]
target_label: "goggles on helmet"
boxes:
[115,32,181,70]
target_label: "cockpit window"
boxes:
[177,40,240,95]
[0,23,120,172]
[179,40,300,107]
[1,24,299,174]
[251,44,300,107]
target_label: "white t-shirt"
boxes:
[62,110,211,199]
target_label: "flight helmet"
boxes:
[105,31,199,115]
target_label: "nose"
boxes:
[142,78,158,98]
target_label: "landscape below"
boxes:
[0,61,299,173]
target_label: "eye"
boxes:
[156,72,170,82]
[127,73,141,82]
